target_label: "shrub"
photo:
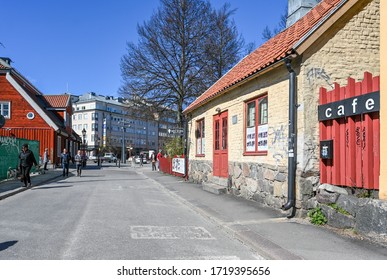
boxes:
[308,207,327,225]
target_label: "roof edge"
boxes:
[184,56,289,115]
[293,0,363,54]
[6,72,60,131]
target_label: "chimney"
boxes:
[286,0,321,27]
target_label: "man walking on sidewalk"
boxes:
[74,150,83,177]
[60,148,71,177]
[43,148,49,170]
[150,152,156,171]
[18,143,38,187]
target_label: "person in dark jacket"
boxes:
[60,148,71,177]
[18,143,38,187]
[74,150,83,177]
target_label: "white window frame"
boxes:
[0,101,11,118]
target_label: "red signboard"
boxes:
[319,72,380,190]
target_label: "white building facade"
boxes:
[72,92,159,158]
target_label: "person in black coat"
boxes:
[60,148,71,177]
[18,143,38,187]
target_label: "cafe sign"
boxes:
[318,91,379,121]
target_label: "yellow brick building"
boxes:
[184,0,382,223]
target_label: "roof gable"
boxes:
[184,0,344,113]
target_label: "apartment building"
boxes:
[72,92,177,159]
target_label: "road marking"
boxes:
[222,217,289,226]
[130,226,215,240]
[173,256,241,260]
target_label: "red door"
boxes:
[213,111,228,177]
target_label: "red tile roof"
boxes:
[184,0,342,113]
[43,95,70,108]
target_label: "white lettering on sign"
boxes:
[365,98,374,110]
[352,98,358,114]
[325,108,332,118]
[318,91,379,121]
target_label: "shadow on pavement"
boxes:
[0,240,18,252]
[32,185,74,190]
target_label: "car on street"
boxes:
[89,155,98,162]
[104,153,117,163]
[134,156,147,164]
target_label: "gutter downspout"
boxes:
[282,58,297,217]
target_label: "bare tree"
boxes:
[120,0,243,127]
[204,3,244,81]
[261,4,288,41]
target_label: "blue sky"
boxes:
[1,0,287,96]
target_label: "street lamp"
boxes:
[96,137,101,166]
[82,128,87,167]
[119,121,130,163]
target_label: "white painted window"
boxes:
[0,101,11,118]
[245,94,268,154]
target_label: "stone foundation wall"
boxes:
[307,184,387,242]
[189,159,310,211]
[189,159,386,242]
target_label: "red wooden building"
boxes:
[0,57,81,165]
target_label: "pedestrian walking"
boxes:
[156,150,163,171]
[60,148,71,177]
[74,150,83,177]
[43,148,49,170]
[18,143,38,187]
[150,152,156,171]
[139,153,144,167]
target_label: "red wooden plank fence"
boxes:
[319,72,380,190]
[159,155,187,178]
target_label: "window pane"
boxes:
[259,96,268,125]
[0,102,10,118]
[215,120,220,150]
[222,117,227,150]
[197,138,202,154]
[247,102,255,127]
[246,126,256,152]
[257,124,268,152]
[196,119,205,155]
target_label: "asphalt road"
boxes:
[0,164,261,260]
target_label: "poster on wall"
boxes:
[246,126,256,152]
[172,157,185,174]
[257,124,268,152]
[197,138,202,155]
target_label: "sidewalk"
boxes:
[0,168,64,200]
[140,168,387,260]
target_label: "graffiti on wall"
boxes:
[302,139,319,172]
[0,136,39,180]
[307,68,331,87]
[269,125,287,165]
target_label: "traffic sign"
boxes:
[168,128,184,135]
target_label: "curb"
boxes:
[0,172,63,200]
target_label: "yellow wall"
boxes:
[187,66,290,168]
